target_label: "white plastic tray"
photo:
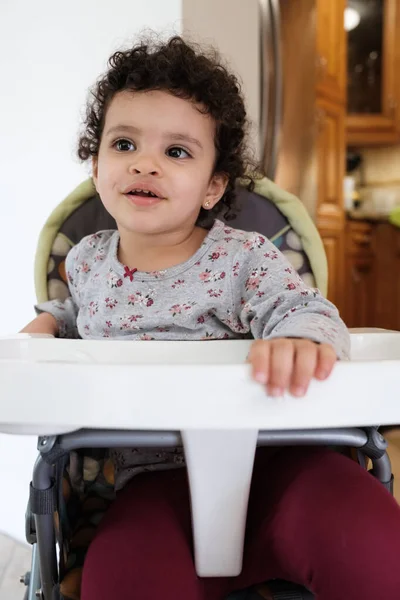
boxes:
[1,331,400,435]
[1,329,400,577]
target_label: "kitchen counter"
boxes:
[346,185,400,223]
[346,208,390,222]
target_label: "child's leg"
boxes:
[239,446,400,599]
[80,469,212,600]
[81,448,400,600]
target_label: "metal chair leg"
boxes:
[31,455,57,600]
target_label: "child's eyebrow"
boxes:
[105,124,140,137]
[104,125,203,150]
[167,133,203,150]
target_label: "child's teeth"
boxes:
[129,189,158,197]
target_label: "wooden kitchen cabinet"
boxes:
[320,230,346,309]
[316,97,346,213]
[344,219,400,330]
[316,0,347,103]
[315,96,346,310]
[344,221,375,327]
[345,256,375,327]
[314,0,347,314]
[373,222,400,329]
[346,0,400,145]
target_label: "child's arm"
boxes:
[20,311,58,336]
[20,244,81,338]
[32,297,79,338]
[232,233,350,396]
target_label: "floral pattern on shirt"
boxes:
[38,220,349,358]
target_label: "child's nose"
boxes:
[129,153,161,176]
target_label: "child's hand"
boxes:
[247,338,337,397]
[20,313,58,337]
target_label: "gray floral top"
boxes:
[36,219,350,489]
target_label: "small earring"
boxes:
[204,200,211,208]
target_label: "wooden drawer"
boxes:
[345,221,374,255]
[344,255,375,328]
[344,219,400,329]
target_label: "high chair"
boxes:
[1,177,399,600]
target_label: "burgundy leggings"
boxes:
[81,447,400,600]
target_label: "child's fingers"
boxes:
[314,344,337,380]
[249,339,337,397]
[248,339,270,385]
[268,339,295,396]
[289,341,318,397]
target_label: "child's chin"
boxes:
[123,216,169,235]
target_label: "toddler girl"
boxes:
[22,36,400,600]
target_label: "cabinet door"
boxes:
[343,220,375,327]
[316,0,347,103]
[346,0,400,145]
[316,98,345,218]
[345,256,375,327]
[315,96,346,311]
[374,223,400,330]
[320,231,345,310]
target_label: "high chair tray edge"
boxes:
[1,330,400,435]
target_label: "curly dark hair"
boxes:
[78,35,258,223]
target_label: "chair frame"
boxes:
[23,426,393,600]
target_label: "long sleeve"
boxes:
[35,244,80,338]
[230,233,350,359]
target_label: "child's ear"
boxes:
[92,157,99,189]
[203,172,229,210]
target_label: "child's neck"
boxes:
[117,225,209,272]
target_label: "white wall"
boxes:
[0,0,181,335]
[0,0,181,542]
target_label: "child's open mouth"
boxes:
[126,188,164,206]
[128,189,159,198]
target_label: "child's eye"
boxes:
[167,146,191,159]
[113,139,136,152]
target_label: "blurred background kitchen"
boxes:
[187,0,400,331]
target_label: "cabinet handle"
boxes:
[351,265,371,283]
[315,107,327,131]
[352,234,372,246]
[351,267,361,283]
[388,95,398,119]
[316,54,328,80]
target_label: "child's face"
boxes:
[93,90,228,236]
